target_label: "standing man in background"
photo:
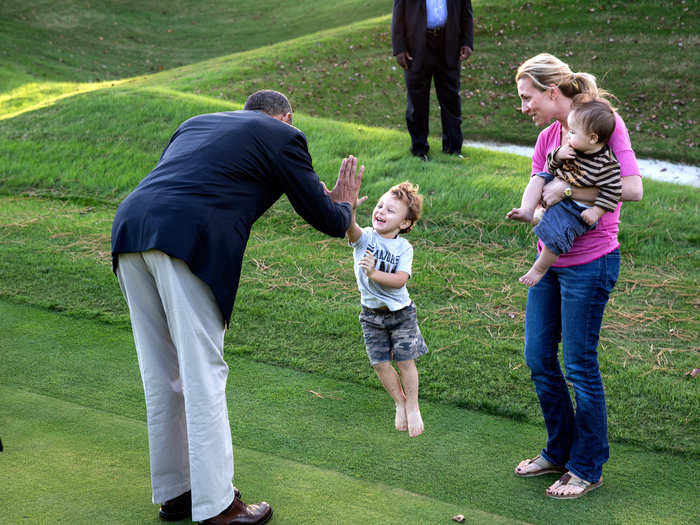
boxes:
[392,0,474,160]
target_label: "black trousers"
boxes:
[404,32,463,156]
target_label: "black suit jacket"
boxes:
[392,0,474,71]
[111,110,351,324]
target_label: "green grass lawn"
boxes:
[1,300,697,524]
[1,1,699,523]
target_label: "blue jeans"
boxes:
[524,249,620,483]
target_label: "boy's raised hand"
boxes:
[355,195,368,209]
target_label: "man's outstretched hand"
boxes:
[327,155,364,208]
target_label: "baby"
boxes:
[507,95,622,286]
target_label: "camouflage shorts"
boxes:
[359,302,428,365]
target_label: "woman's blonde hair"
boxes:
[516,53,613,106]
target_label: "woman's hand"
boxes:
[541,179,598,208]
[541,178,569,208]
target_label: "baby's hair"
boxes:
[389,181,423,234]
[570,94,617,144]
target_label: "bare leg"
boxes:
[520,245,558,287]
[396,360,423,437]
[373,362,407,431]
[506,176,545,223]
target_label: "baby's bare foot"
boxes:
[520,266,545,287]
[506,207,533,223]
[406,407,423,437]
[395,405,408,431]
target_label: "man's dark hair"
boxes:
[243,90,292,117]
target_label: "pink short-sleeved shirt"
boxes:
[531,113,640,266]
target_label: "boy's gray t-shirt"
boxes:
[350,227,413,311]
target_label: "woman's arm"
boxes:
[620,174,643,202]
[541,175,643,208]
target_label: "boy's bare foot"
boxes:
[505,207,533,223]
[520,266,546,287]
[395,405,408,431]
[406,407,424,437]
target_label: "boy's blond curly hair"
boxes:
[389,181,423,234]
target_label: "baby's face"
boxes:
[566,113,599,153]
[372,193,410,238]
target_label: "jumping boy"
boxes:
[347,181,428,437]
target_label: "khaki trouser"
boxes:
[117,250,234,521]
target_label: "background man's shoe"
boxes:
[199,496,272,525]
[160,488,241,521]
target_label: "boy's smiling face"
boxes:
[372,192,411,238]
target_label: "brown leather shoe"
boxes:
[160,488,241,521]
[199,496,272,525]
[160,490,191,521]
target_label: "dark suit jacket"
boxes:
[111,110,351,324]
[392,0,474,71]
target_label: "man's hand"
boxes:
[328,155,364,208]
[395,52,413,70]
[459,46,473,61]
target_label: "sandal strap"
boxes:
[531,455,555,468]
[558,472,590,488]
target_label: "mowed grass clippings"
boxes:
[1,160,697,456]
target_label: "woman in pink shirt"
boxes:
[509,53,643,499]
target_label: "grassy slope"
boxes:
[0,111,697,455]
[1,301,697,524]
[1,0,698,162]
[0,0,697,465]
[0,2,698,522]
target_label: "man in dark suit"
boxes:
[392,0,474,159]
[111,90,363,525]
